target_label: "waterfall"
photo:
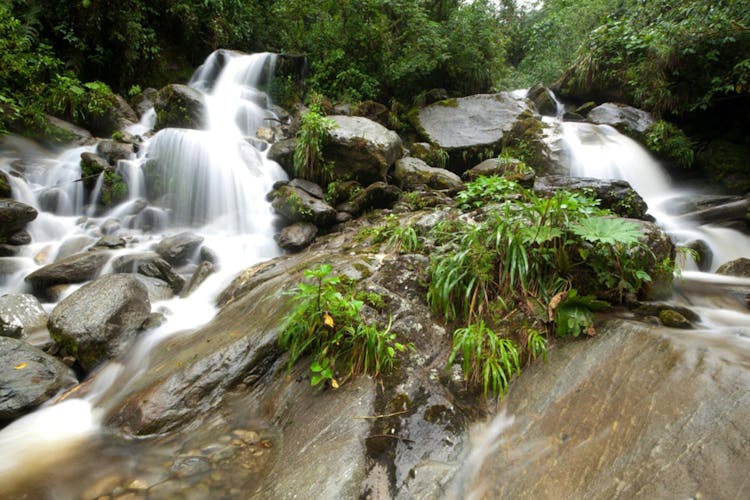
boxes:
[0,50,287,492]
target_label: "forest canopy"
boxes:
[1,0,748,134]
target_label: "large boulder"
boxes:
[0,293,48,339]
[0,199,37,237]
[500,110,559,175]
[96,139,135,166]
[587,103,654,141]
[275,222,318,252]
[526,84,558,116]
[323,115,403,185]
[336,182,401,217]
[715,258,750,278]
[393,157,464,192]
[154,84,206,131]
[411,93,528,172]
[48,274,151,372]
[25,250,111,289]
[0,337,77,422]
[271,185,337,226]
[534,175,650,220]
[42,115,95,146]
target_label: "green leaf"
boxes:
[568,217,643,246]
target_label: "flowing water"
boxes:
[0,51,286,496]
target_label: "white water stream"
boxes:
[0,51,286,486]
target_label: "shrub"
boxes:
[293,105,336,185]
[645,120,694,168]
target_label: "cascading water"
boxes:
[0,50,287,495]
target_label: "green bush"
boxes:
[279,264,409,388]
[293,105,336,184]
[645,120,694,168]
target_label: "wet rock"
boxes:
[464,157,535,187]
[271,185,337,226]
[112,253,185,294]
[25,250,111,289]
[100,219,121,236]
[324,115,403,185]
[678,197,750,227]
[155,232,204,266]
[96,139,134,165]
[527,84,558,116]
[6,230,31,246]
[37,188,68,213]
[55,236,97,261]
[501,110,558,175]
[716,258,750,278]
[658,309,692,329]
[131,87,159,117]
[79,152,111,192]
[48,274,150,372]
[275,222,318,251]
[587,102,654,140]
[181,261,215,297]
[289,178,325,199]
[0,337,77,422]
[86,94,139,137]
[575,101,597,116]
[463,319,750,500]
[534,175,650,220]
[682,239,713,272]
[393,157,464,192]
[0,199,38,237]
[134,276,175,302]
[0,244,17,257]
[267,138,295,177]
[42,115,95,146]
[131,206,169,232]
[0,293,47,339]
[0,170,12,198]
[154,84,206,131]
[95,234,127,249]
[326,180,363,206]
[200,246,219,266]
[411,93,528,172]
[337,182,401,217]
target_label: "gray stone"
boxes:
[48,274,151,372]
[289,178,325,199]
[588,102,655,138]
[271,185,337,226]
[0,337,77,422]
[86,94,138,137]
[25,250,111,288]
[716,258,750,278]
[181,261,215,297]
[112,253,185,294]
[412,93,528,171]
[155,232,204,266]
[393,157,464,191]
[43,115,95,146]
[527,84,558,116]
[275,222,318,251]
[337,182,401,217]
[0,293,48,339]
[0,199,37,237]
[324,115,403,185]
[267,138,296,177]
[130,87,158,117]
[96,140,134,166]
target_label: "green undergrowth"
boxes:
[279,264,410,388]
[431,175,656,398]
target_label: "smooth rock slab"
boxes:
[48,274,151,372]
[0,336,77,422]
[460,319,750,500]
[25,250,111,288]
[393,157,463,191]
[588,102,654,138]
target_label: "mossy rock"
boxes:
[658,309,692,329]
[0,171,11,198]
[154,84,206,131]
[500,110,558,176]
[695,140,750,194]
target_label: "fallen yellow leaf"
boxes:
[331,378,340,389]
[14,362,27,370]
[323,312,334,328]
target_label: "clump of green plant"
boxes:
[456,176,524,210]
[645,120,694,168]
[293,104,336,185]
[49,76,116,123]
[449,320,521,397]
[431,175,658,334]
[279,264,409,388]
[362,214,421,254]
